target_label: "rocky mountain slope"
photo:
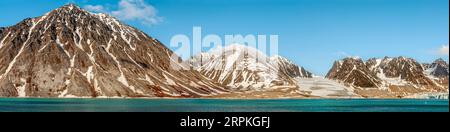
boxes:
[327,56,448,98]
[0,4,227,98]
[189,44,312,91]
[423,58,449,89]
[423,58,449,77]
[326,57,382,88]
[271,55,313,79]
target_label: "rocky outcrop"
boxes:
[0,4,227,98]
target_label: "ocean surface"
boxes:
[0,98,448,112]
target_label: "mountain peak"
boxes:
[425,58,449,78]
[270,55,286,60]
[56,4,87,13]
[60,3,82,10]
[434,58,447,64]
[326,57,382,88]
[342,57,363,63]
[0,4,227,98]
[189,44,311,90]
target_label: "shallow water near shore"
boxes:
[0,98,448,112]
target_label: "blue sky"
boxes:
[0,0,448,75]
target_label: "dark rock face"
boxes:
[425,58,449,78]
[0,4,227,98]
[423,58,449,89]
[0,27,4,35]
[326,58,381,88]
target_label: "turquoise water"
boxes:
[0,98,448,112]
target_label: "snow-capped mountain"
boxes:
[366,56,436,88]
[271,55,313,79]
[327,56,448,98]
[326,57,382,88]
[423,58,449,78]
[0,4,227,98]
[423,58,449,89]
[189,44,312,90]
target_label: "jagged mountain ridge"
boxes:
[366,57,436,87]
[271,55,313,79]
[423,58,449,89]
[326,56,448,98]
[327,56,448,91]
[189,44,313,90]
[326,57,382,88]
[0,4,227,98]
[423,58,449,78]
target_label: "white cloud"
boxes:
[437,45,449,56]
[84,5,106,13]
[84,0,162,26]
[336,51,360,59]
[112,0,162,26]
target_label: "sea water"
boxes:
[0,98,448,112]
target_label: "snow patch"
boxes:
[56,37,71,57]
[86,66,94,83]
[0,31,11,49]
[59,88,69,98]
[120,30,136,50]
[74,27,85,51]
[16,78,28,97]
[163,73,177,86]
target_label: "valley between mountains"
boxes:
[0,4,448,99]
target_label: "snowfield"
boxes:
[296,77,359,98]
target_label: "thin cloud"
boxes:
[84,0,163,26]
[437,45,449,56]
[84,5,106,13]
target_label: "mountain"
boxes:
[189,44,312,90]
[271,55,313,78]
[366,57,436,87]
[0,4,227,98]
[327,56,448,98]
[423,58,449,90]
[423,58,449,78]
[326,57,382,88]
